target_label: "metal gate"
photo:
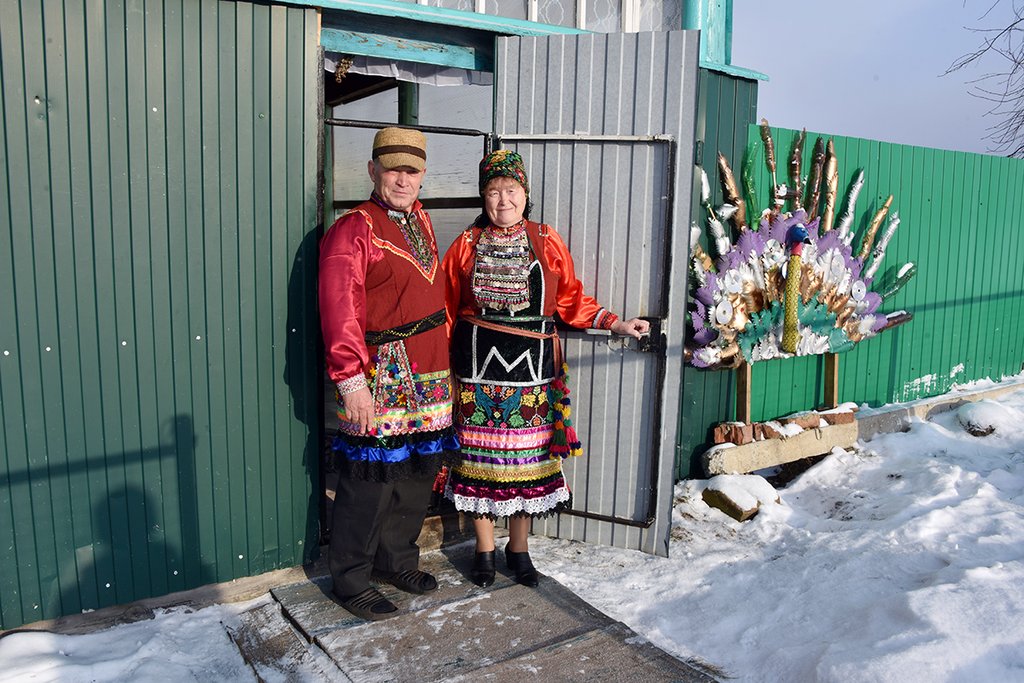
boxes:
[495,30,699,555]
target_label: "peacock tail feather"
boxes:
[686,124,916,370]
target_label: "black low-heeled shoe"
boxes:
[504,548,539,587]
[471,550,496,587]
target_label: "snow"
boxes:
[534,386,1024,681]
[705,474,779,511]
[3,386,1024,682]
[0,597,264,682]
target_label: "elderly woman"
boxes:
[441,150,649,588]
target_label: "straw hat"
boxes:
[372,127,427,171]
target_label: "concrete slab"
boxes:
[447,622,717,682]
[224,601,340,681]
[273,543,716,682]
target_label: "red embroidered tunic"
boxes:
[319,196,455,478]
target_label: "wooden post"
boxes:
[823,352,839,409]
[736,362,752,424]
[398,82,419,126]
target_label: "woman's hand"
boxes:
[610,317,651,339]
[343,386,375,435]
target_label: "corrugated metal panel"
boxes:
[676,68,758,478]
[0,0,322,629]
[494,30,699,555]
[735,126,1024,420]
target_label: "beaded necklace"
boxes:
[472,220,532,312]
[371,193,436,273]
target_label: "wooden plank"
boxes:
[10,560,327,636]
[823,353,839,409]
[735,362,751,423]
[315,0,586,36]
[320,26,492,71]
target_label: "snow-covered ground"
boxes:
[3,385,1023,682]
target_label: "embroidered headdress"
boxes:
[479,149,529,196]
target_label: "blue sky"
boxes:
[731,1,1018,156]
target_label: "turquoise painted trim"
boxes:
[313,0,587,36]
[321,27,491,71]
[700,60,768,81]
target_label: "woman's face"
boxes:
[483,177,527,227]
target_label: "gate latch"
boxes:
[637,316,665,354]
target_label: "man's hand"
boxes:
[343,386,375,435]
[610,317,651,339]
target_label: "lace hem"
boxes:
[445,486,571,520]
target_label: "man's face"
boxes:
[368,161,425,212]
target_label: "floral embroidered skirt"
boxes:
[444,318,579,519]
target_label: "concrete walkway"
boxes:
[247,542,717,682]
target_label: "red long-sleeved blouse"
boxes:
[441,221,618,330]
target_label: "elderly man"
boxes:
[319,127,458,621]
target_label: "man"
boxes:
[319,127,458,621]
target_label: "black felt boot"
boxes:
[504,548,539,587]
[471,550,496,587]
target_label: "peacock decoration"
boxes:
[687,120,916,370]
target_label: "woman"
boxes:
[441,150,649,588]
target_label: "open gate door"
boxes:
[494,31,700,556]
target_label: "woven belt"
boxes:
[463,315,562,370]
[365,308,446,346]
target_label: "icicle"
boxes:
[864,211,900,279]
[836,169,864,242]
[878,262,916,301]
[820,140,839,232]
[857,195,894,261]
[805,137,825,221]
[789,129,806,211]
[717,152,748,231]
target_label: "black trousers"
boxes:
[328,471,434,598]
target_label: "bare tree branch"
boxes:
[945,1,1024,157]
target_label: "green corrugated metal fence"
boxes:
[742,126,1024,420]
[0,0,322,629]
[677,68,758,477]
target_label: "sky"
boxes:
[3,378,1023,681]
[731,1,1020,156]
